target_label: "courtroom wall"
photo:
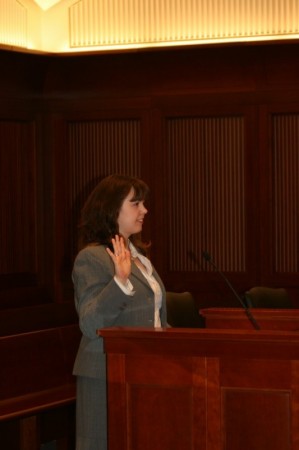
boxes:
[1,42,299,321]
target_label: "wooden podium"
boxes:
[99,326,299,450]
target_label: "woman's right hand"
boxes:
[106,235,131,286]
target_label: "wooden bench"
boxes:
[0,324,81,450]
[0,302,78,337]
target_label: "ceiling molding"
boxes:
[0,0,299,53]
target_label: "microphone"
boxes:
[189,250,260,330]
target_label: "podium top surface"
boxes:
[98,324,299,360]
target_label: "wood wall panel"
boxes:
[272,113,299,273]
[165,115,245,272]
[67,118,142,260]
[0,119,37,277]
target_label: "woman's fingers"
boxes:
[106,236,132,283]
[111,235,125,258]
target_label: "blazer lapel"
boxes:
[130,261,153,291]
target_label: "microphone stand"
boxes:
[189,250,260,330]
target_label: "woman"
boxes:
[72,174,167,450]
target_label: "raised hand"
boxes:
[106,235,131,285]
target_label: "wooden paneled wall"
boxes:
[164,115,246,272]
[1,42,299,319]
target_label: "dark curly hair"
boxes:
[78,174,150,254]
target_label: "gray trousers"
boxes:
[76,376,107,450]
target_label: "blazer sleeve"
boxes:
[72,245,136,339]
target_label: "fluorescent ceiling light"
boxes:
[33,0,61,10]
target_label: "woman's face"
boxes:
[117,188,148,240]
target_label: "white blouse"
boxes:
[114,241,162,327]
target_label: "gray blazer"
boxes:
[72,245,167,379]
